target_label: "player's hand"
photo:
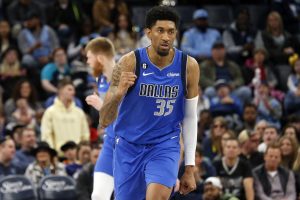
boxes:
[116,72,136,97]
[86,92,103,111]
[179,166,196,195]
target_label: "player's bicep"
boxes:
[186,56,200,99]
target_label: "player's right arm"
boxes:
[99,52,136,128]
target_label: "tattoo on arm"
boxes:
[99,63,123,128]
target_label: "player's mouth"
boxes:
[160,43,169,50]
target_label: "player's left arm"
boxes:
[179,56,200,195]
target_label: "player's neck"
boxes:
[102,59,115,83]
[147,46,174,68]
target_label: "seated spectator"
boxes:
[108,14,137,59]
[213,137,254,200]
[223,8,256,65]
[279,136,298,169]
[11,98,36,127]
[13,127,36,173]
[285,54,300,116]
[239,103,258,133]
[254,11,299,89]
[210,80,243,129]
[0,47,25,100]
[6,0,45,37]
[46,0,84,49]
[253,143,296,200]
[66,140,91,178]
[200,42,251,105]
[25,141,66,187]
[293,148,300,199]
[41,79,89,153]
[18,11,59,68]
[254,82,282,128]
[238,129,264,169]
[203,177,239,200]
[0,136,21,177]
[197,110,212,143]
[213,129,237,163]
[4,79,43,121]
[60,140,77,165]
[258,125,279,153]
[254,119,268,139]
[181,9,220,61]
[243,48,277,88]
[174,145,216,200]
[76,144,101,200]
[92,0,128,35]
[203,116,228,161]
[41,48,71,95]
[282,124,298,142]
[0,19,18,56]
[197,87,210,117]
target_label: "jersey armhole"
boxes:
[181,53,187,96]
[126,49,140,95]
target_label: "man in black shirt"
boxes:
[214,137,254,200]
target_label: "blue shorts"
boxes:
[94,134,114,176]
[114,136,180,200]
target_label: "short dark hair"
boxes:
[145,6,180,29]
[265,142,281,155]
[243,103,257,111]
[57,78,73,90]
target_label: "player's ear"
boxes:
[96,54,104,65]
[145,28,151,40]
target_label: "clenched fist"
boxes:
[116,72,137,97]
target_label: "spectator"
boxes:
[66,140,91,178]
[11,98,36,127]
[282,124,298,142]
[243,48,277,88]
[18,11,59,68]
[240,103,258,133]
[203,116,228,160]
[0,19,18,56]
[0,136,21,177]
[197,87,210,117]
[285,54,300,116]
[293,148,300,200]
[46,0,84,49]
[109,14,137,59]
[13,127,36,173]
[212,129,236,162]
[76,143,101,200]
[223,8,256,65]
[200,42,251,105]
[4,79,42,123]
[258,125,279,153]
[60,140,77,165]
[254,11,299,89]
[197,110,212,143]
[238,129,264,169]
[92,0,128,35]
[6,0,45,37]
[181,9,220,61]
[41,48,71,95]
[254,82,282,128]
[279,136,298,169]
[202,177,239,200]
[0,47,25,100]
[253,143,296,200]
[210,80,243,129]
[254,119,268,139]
[41,79,89,153]
[213,137,254,200]
[174,145,216,200]
[25,141,66,187]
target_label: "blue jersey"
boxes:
[114,48,187,144]
[97,75,114,137]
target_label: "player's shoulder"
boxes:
[117,51,136,72]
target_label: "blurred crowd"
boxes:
[1,0,300,200]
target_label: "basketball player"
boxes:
[99,6,199,200]
[85,37,115,200]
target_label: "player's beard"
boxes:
[93,61,104,77]
[157,48,170,57]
